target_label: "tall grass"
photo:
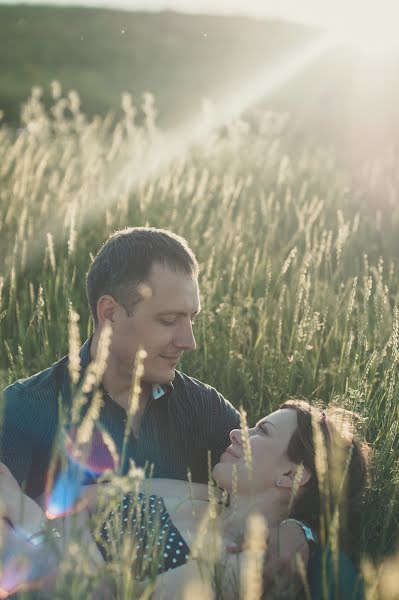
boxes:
[1,86,399,597]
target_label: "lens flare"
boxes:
[0,524,57,598]
[45,428,118,519]
[64,427,117,474]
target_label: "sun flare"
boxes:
[331,5,399,60]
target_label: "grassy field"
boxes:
[1,34,399,597]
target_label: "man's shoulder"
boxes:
[171,371,240,440]
[3,357,67,405]
[172,371,239,413]
[173,370,222,397]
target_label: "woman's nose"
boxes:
[229,429,242,445]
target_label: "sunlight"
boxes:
[0,30,336,271]
[112,33,335,200]
[330,5,399,60]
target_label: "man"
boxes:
[0,227,309,596]
[1,227,240,499]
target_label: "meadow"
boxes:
[1,81,399,598]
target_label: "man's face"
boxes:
[109,263,200,384]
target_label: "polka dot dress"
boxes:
[97,493,190,579]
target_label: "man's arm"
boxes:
[0,387,34,487]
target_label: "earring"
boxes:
[277,478,283,486]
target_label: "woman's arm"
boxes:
[81,477,213,513]
[146,519,310,600]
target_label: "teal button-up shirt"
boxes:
[1,339,240,498]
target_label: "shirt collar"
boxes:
[153,381,174,399]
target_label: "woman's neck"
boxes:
[221,490,287,544]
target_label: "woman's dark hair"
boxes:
[280,399,371,542]
[86,227,199,326]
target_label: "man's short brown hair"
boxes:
[86,227,199,326]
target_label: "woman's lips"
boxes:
[221,447,240,460]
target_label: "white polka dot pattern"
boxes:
[97,493,190,579]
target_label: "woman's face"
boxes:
[212,408,299,495]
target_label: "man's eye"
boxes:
[258,424,268,435]
[160,319,176,326]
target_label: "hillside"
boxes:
[0,4,319,126]
[1,4,399,153]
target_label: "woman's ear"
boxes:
[275,464,311,489]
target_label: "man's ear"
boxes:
[275,464,311,490]
[97,295,118,325]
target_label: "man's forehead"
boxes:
[147,266,198,291]
[140,270,200,313]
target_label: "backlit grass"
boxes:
[1,87,399,598]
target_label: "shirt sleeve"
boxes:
[0,385,34,488]
[205,387,240,468]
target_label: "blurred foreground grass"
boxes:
[1,86,399,598]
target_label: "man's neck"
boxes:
[90,332,152,412]
[102,370,152,412]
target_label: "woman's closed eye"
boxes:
[257,423,269,435]
[160,319,176,326]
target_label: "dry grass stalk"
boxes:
[240,513,268,600]
[120,347,147,470]
[363,553,399,600]
[76,390,104,448]
[68,307,81,386]
[72,322,112,425]
[311,411,328,541]
[288,462,305,514]
[182,578,214,600]
[239,405,252,481]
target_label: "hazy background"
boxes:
[2,0,397,29]
[1,1,399,157]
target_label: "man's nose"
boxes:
[229,429,242,445]
[174,321,196,351]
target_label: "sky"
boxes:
[1,0,397,30]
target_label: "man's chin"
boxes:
[143,368,176,385]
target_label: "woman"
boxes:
[0,400,370,598]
